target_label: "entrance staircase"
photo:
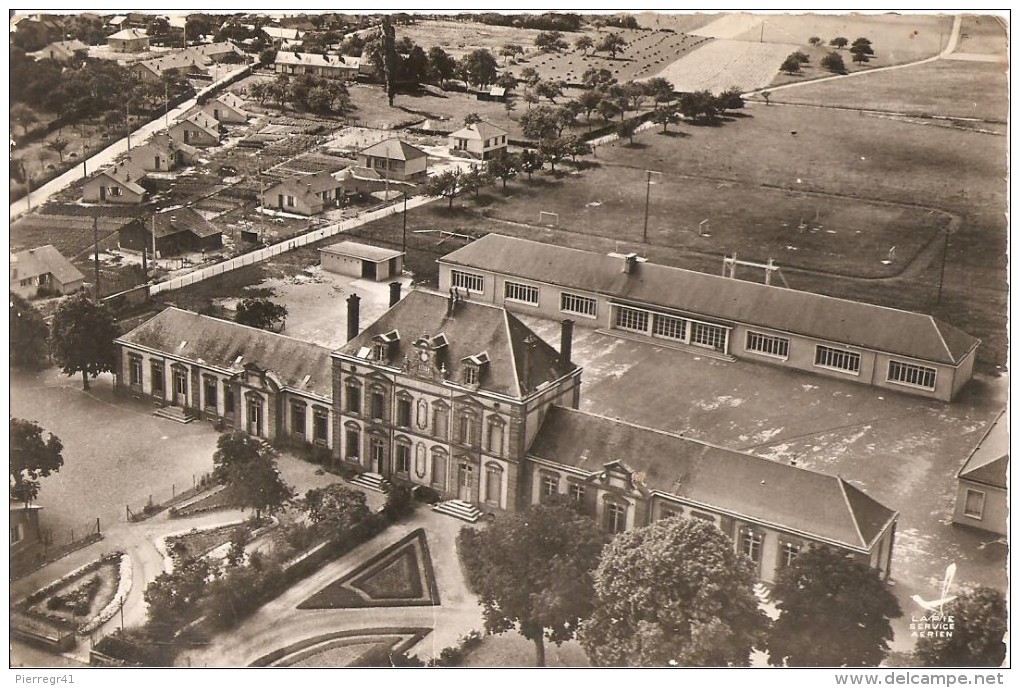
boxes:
[153,406,196,424]
[349,471,390,493]
[432,499,482,523]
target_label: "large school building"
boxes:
[437,234,980,402]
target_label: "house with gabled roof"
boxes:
[526,406,898,582]
[261,171,345,216]
[199,92,250,123]
[187,40,247,64]
[33,39,88,63]
[439,234,981,402]
[82,161,146,204]
[123,132,199,173]
[449,120,509,160]
[118,206,222,257]
[107,27,150,52]
[169,110,220,147]
[954,409,1007,535]
[132,50,210,84]
[356,138,428,182]
[115,307,335,445]
[10,245,85,298]
[274,50,361,79]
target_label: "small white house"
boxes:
[449,121,509,160]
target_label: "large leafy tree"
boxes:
[213,431,293,521]
[579,517,768,666]
[235,297,287,331]
[821,51,847,74]
[48,292,118,390]
[301,484,370,536]
[458,49,498,87]
[145,556,214,632]
[10,294,50,369]
[519,149,545,180]
[519,105,562,141]
[10,418,64,505]
[767,546,901,667]
[426,46,456,84]
[424,169,464,209]
[459,502,606,666]
[595,33,627,59]
[488,151,521,190]
[915,587,1007,667]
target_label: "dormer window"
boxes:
[461,351,489,387]
[463,365,478,385]
[373,342,387,361]
[372,329,400,364]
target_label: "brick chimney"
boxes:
[346,293,361,342]
[522,334,538,394]
[621,253,638,274]
[389,281,401,308]
[560,319,574,365]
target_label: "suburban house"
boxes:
[262,26,304,43]
[10,501,44,558]
[333,165,390,198]
[449,120,509,160]
[107,27,150,52]
[438,234,981,402]
[274,51,361,79]
[169,111,221,147]
[33,39,88,63]
[82,162,146,204]
[526,406,898,583]
[115,307,335,443]
[10,245,85,298]
[123,133,199,173]
[356,138,428,182]
[199,92,250,123]
[117,207,223,257]
[332,289,583,513]
[187,40,246,63]
[319,240,404,281]
[113,287,900,581]
[953,410,1007,535]
[261,171,345,216]
[132,51,209,84]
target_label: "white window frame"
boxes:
[652,313,687,341]
[451,270,485,294]
[614,305,649,333]
[504,280,539,306]
[690,321,728,351]
[814,344,861,375]
[746,331,790,359]
[887,360,937,391]
[740,528,764,563]
[963,488,986,519]
[560,292,598,319]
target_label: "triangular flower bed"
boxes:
[297,528,439,609]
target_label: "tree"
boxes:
[488,152,521,190]
[11,102,38,136]
[519,105,562,141]
[424,169,464,209]
[597,98,621,121]
[463,112,483,126]
[580,517,767,666]
[621,81,647,110]
[534,80,563,104]
[145,556,213,631]
[10,418,64,504]
[10,294,49,369]
[581,67,615,90]
[495,71,518,91]
[821,51,847,74]
[248,81,271,106]
[780,56,802,74]
[716,87,745,113]
[767,547,901,667]
[652,105,677,133]
[615,118,638,145]
[534,30,567,53]
[539,137,571,172]
[498,43,523,64]
[426,46,456,84]
[915,587,1007,667]
[213,432,293,521]
[379,17,399,106]
[574,35,594,55]
[561,134,592,162]
[301,483,370,535]
[851,37,872,49]
[46,136,70,163]
[461,165,492,197]
[459,503,606,666]
[850,41,874,65]
[403,45,429,86]
[459,48,498,87]
[808,36,822,46]
[761,90,772,105]
[644,77,675,104]
[791,51,810,63]
[596,33,627,59]
[49,293,118,390]
[830,36,849,49]
[519,149,545,180]
[575,90,603,128]
[678,90,718,122]
[520,66,541,88]
[235,298,287,331]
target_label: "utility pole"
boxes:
[642,170,660,244]
[936,227,950,307]
[126,100,132,150]
[93,215,100,301]
[402,191,408,253]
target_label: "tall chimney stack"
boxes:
[388,281,401,308]
[560,319,574,365]
[522,334,538,393]
[346,293,361,342]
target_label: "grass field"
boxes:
[654,39,800,93]
[954,14,1008,55]
[396,18,585,60]
[771,59,1007,121]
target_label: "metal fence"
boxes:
[125,471,215,522]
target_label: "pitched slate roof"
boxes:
[358,138,428,162]
[275,51,359,69]
[37,39,88,57]
[212,91,249,116]
[450,121,508,141]
[265,171,342,203]
[109,28,148,41]
[441,234,980,366]
[96,161,146,194]
[529,406,897,550]
[175,111,220,138]
[189,41,243,58]
[958,410,1008,489]
[143,206,221,239]
[335,290,576,398]
[320,240,403,263]
[116,307,333,400]
[11,245,85,285]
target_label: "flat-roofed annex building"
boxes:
[528,406,898,582]
[438,234,980,402]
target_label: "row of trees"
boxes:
[534,30,628,59]
[460,501,1007,668]
[248,74,352,115]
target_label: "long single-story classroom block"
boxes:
[437,234,980,402]
[319,240,404,281]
